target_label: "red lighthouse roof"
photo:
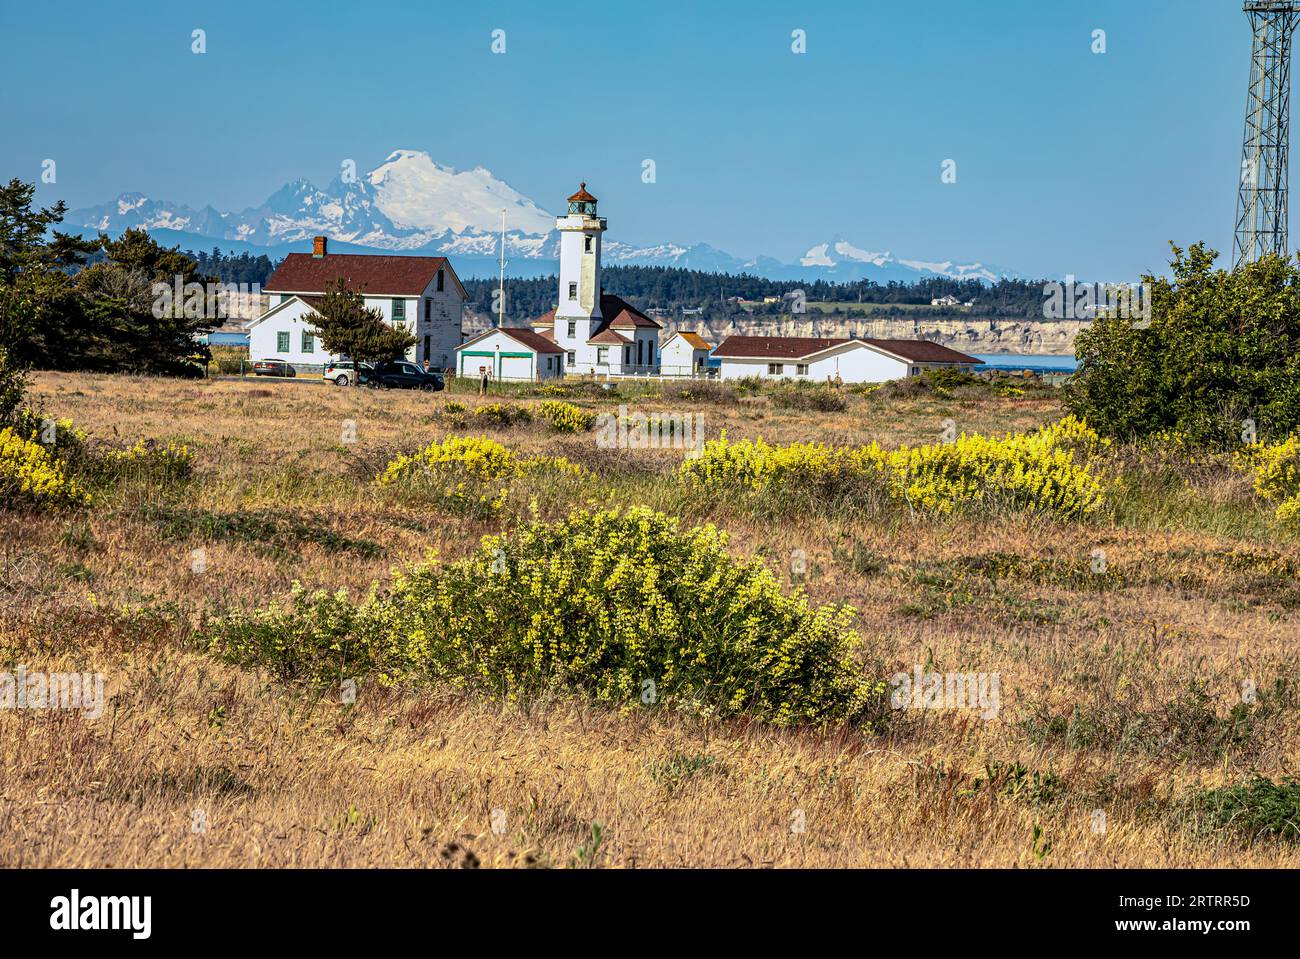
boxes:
[567,181,597,204]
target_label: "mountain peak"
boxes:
[65,153,1021,282]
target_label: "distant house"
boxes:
[711,335,982,383]
[247,236,466,371]
[931,294,963,307]
[456,327,565,382]
[660,330,712,376]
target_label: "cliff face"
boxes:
[678,316,1088,355]
[463,312,1088,356]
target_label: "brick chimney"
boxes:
[312,235,328,258]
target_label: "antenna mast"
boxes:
[1235,1,1300,267]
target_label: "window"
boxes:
[584,235,592,252]
[568,282,578,300]
[637,340,644,367]
[567,351,575,365]
[436,270,444,292]
[392,298,406,321]
[648,341,655,364]
[424,299,431,321]
[567,321,576,337]
[277,331,290,353]
[301,330,314,353]
[423,334,431,360]
[768,363,784,375]
[796,363,809,376]
[546,356,553,371]
[597,346,608,365]
[625,346,632,366]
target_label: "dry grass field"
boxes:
[2,370,1298,868]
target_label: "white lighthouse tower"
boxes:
[531,182,662,376]
[552,182,606,366]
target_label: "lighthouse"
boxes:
[553,182,606,349]
[531,182,661,376]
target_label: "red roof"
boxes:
[568,181,597,203]
[265,252,465,298]
[459,327,565,354]
[531,293,662,335]
[588,327,631,345]
[712,336,849,359]
[864,338,984,364]
[712,335,981,364]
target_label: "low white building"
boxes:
[659,330,712,377]
[526,183,662,375]
[456,327,566,381]
[246,236,466,371]
[712,335,983,383]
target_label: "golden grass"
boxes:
[2,371,1298,867]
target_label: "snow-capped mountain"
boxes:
[800,240,1009,284]
[67,150,1019,282]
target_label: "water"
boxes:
[970,353,1077,373]
[203,332,250,347]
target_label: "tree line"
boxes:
[462,266,1053,324]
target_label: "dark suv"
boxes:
[368,360,444,392]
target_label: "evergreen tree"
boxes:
[303,278,416,383]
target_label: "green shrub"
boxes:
[473,402,532,428]
[1066,243,1300,447]
[1183,777,1300,844]
[0,346,27,424]
[771,385,848,412]
[206,505,889,727]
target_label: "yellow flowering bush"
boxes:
[207,506,890,728]
[537,400,596,433]
[1235,433,1300,523]
[680,416,1110,519]
[377,435,585,516]
[0,425,91,508]
[473,402,532,427]
[94,439,195,484]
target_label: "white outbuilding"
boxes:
[456,327,567,382]
[659,330,712,377]
[711,335,983,383]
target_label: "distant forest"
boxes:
[463,267,1053,323]
[182,247,1051,322]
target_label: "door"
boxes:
[499,354,533,381]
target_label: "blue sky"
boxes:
[0,0,1258,279]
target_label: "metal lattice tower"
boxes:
[1235,1,1300,267]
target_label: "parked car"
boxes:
[323,359,373,387]
[252,358,295,377]
[368,360,444,392]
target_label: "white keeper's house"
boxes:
[248,236,466,371]
[528,183,662,375]
[711,335,983,383]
